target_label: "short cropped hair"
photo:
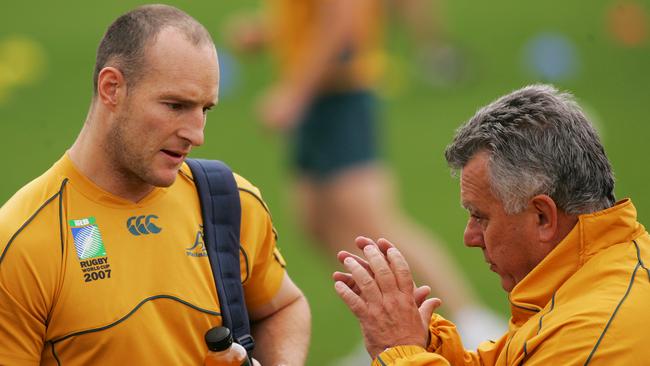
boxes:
[92,4,213,94]
[445,84,615,215]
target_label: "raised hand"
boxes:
[333,237,433,306]
[333,237,441,359]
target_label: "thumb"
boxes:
[413,285,431,307]
[419,297,442,326]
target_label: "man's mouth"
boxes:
[484,257,496,270]
[161,149,186,159]
[161,149,189,162]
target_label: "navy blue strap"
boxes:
[186,159,255,354]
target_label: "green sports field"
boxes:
[1,1,649,364]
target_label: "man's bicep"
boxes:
[247,273,304,322]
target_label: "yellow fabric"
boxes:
[371,199,650,365]
[0,154,286,365]
[267,0,384,90]
[373,345,435,366]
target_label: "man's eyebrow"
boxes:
[461,201,477,212]
[159,94,216,107]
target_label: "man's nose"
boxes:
[464,219,484,248]
[179,109,206,146]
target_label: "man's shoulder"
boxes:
[0,165,65,256]
[553,237,650,321]
[536,244,650,360]
[179,161,270,215]
[233,173,262,199]
[232,173,275,221]
[1,164,65,221]
[182,161,262,197]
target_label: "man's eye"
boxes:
[202,106,213,114]
[166,103,183,110]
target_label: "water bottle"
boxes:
[204,326,251,366]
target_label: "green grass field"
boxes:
[2,1,649,364]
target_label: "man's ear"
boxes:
[530,194,558,243]
[97,67,126,109]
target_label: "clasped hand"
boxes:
[333,236,442,359]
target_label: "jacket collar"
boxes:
[508,199,645,325]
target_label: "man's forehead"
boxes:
[459,153,495,209]
[459,171,477,211]
[137,27,219,95]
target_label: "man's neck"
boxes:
[69,110,154,203]
[555,211,579,245]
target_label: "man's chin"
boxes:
[148,169,181,188]
[501,278,516,293]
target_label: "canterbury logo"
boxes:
[126,215,162,236]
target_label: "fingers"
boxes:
[363,245,399,294]
[336,250,353,263]
[339,239,415,297]
[355,236,396,256]
[332,271,360,295]
[343,256,382,302]
[332,271,350,283]
[334,237,435,356]
[337,251,373,276]
[332,252,431,307]
[386,247,415,294]
[376,237,397,255]
[335,271,430,305]
[334,280,366,318]
[354,236,376,251]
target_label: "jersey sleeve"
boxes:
[0,198,63,365]
[234,174,287,311]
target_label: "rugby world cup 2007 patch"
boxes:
[69,217,113,283]
[69,217,106,259]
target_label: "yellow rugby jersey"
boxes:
[267,0,385,91]
[0,154,286,365]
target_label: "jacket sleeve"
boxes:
[372,314,507,366]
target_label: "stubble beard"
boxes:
[105,112,167,192]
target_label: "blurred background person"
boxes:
[225,0,506,362]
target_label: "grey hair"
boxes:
[444,84,615,215]
[92,4,214,94]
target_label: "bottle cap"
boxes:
[205,326,234,352]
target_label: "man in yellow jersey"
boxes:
[0,5,310,365]
[226,0,505,359]
[334,84,650,365]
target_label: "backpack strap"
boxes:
[185,158,255,355]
